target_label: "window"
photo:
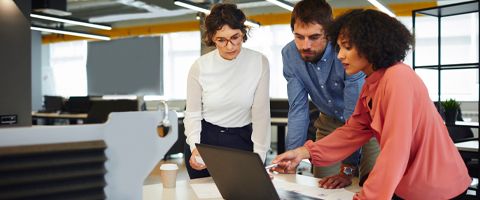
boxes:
[401,14,479,101]
[44,16,478,102]
[244,25,292,98]
[162,31,201,99]
[44,41,88,97]
[162,25,293,99]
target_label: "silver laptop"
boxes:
[196,143,323,200]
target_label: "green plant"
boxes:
[441,98,460,111]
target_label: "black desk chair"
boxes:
[85,100,138,124]
[42,95,65,113]
[63,96,91,114]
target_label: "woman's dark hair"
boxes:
[328,9,413,70]
[290,0,332,31]
[203,3,249,47]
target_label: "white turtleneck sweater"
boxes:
[184,47,271,162]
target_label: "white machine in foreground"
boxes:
[0,110,178,200]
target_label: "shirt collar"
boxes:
[362,68,386,99]
[365,68,385,85]
[214,47,243,65]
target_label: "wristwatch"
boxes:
[340,165,356,177]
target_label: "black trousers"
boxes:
[392,188,468,200]
[184,120,253,179]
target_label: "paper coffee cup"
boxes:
[160,163,179,188]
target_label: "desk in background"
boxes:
[31,112,88,125]
[455,140,479,153]
[455,139,479,197]
[143,174,360,200]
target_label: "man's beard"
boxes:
[300,49,322,62]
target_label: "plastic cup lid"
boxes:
[160,163,178,170]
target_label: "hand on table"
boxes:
[318,174,352,189]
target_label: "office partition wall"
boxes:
[0,0,32,127]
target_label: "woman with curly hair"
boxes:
[272,9,470,199]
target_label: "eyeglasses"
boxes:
[213,33,243,47]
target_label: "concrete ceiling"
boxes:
[33,0,463,28]
[30,0,471,42]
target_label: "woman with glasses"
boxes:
[183,3,271,179]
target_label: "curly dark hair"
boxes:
[327,9,413,70]
[203,3,249,47]
[290,0,332,31]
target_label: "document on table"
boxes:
[190,182,222,199]
[190,179,354,200]
[273,179,355,200]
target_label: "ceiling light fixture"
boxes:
[265,0,294,11]
[173,0,261,28]
[31,26,111,41]
[173,0,211,14]
[30,13,112,30]
[366,0,396,17]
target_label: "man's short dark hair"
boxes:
[203,3,249,47]
[290,0,333,31]
[328,9,413,70]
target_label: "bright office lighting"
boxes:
[30,13,112,30]
[367,0,396,17]
[144,95,166,101]
[174,0,260,28]
[30,26,111,41]
[173,0,211,14]
[265,0,294,11]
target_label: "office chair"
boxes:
[42,95,65,113]
[85,99,138,124]
[63,96,91,114]
[270,99,289,118]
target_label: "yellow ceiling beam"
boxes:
[41,1,437,44]
[332,1,437,17]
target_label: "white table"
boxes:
[455,140,479,152]
[143,174,360,200]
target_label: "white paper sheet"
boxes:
[273,179,355,200]
[190,182,222,199]
[189,178,355,200]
